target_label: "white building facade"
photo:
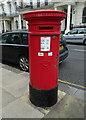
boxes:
[54,1,86,33]
[0,0,86,34]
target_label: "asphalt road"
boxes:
[59,44,85,89]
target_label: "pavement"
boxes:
[42,95,85,119]
[0,63,85,119]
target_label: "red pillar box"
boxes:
[23,10,66,107]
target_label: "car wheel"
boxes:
[19,56,29,72]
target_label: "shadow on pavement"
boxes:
[1,60,29,73]
[2,60,19,69]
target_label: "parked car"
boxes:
[63,28,86,44]
[0,30,68,71]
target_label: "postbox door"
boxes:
[29,34,60,90]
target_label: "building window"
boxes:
[15,20,18,29]
[37,0,40,7]
[21,20,23,29]
[7,1,11,15]
[64,9,67,30]
[2,21,4,33]
[10,21,12,30]
[45,0,48,6]
[82,7,86,23]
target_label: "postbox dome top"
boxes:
[23,10,66,22]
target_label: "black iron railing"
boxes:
[16,2,53,10]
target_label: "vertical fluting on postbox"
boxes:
[23,10,66,107]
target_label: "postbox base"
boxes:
[29,84,58,107]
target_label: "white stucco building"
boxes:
[54,1,86,33]
[0,0,86,34]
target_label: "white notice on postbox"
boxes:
[48,52,53,56]
[40,37,51,51]
[38,52,44,56]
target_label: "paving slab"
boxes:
[2,68,29,88]
[4,79,29,98]
[18,72,29,78]
[58,82,78,95]
[2,64,22,74]
[74,89,85,100]
[2,67,29,98]
[2,88,16,108]
[0,66,2,120]
[42,95,85,119]
[0,67,2,88]
[0,88,2,108]
[59,82,85,100]
[0,109,2,120]
[19,90,66,115]
[2,99,44,118]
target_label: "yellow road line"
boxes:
[58,79,86,89]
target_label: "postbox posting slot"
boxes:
[39,27,54,31]
[39,27,53,30]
